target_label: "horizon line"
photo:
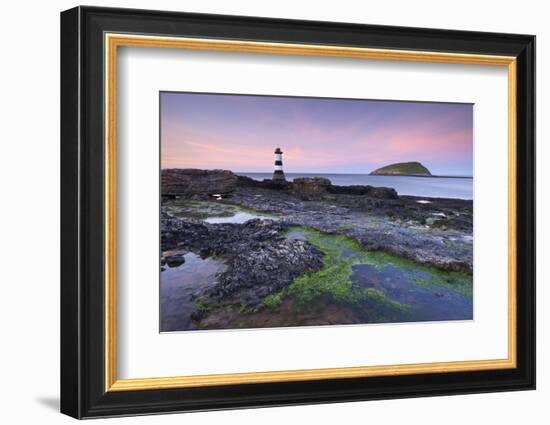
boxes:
[160,167,473,178]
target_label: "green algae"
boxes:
[262,293,283,309]
[356,250,472,299]
[165,199,278,220]
[262,226,472,312]
[413,273,472,298]
[261,227,408,314]
[336,224,354,230]
[443,238,473,251]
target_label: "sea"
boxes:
[237,172,473,200]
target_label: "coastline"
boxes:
[236,171,473,200]
[237,171,473,179]
[160,169,473,331]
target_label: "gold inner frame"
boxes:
[104,33,517,392]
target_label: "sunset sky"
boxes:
[160,92,473,176]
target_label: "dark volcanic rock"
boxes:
[161,214,210,252]
[161,169,474,325]
[290,177,398,201]
[220,186,473,272]
[291,177,331,200]
[216,236,323,307]
[161,213,324,312]
[328,184,399,199]
[165,255,185,268]
[236,175,291,190]
[161,169,238,197]
[167,171,400,203]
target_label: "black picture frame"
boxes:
[61,5,535,419]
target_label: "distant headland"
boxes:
[370,161,432,177]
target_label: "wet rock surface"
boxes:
[161,214,324,318]
[165,254,185,268]
[162,168,238,197]
[160,169,473,330]
[291,177,332,200]
[224,185,473,272]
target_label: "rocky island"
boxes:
[160,168,473,332]
[370,161,432,176]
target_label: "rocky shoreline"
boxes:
[160,169,473,331]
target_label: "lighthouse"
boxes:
[272,147,286,181]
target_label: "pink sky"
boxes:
[161,92,473,176]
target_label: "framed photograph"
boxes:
[60,6,535,419]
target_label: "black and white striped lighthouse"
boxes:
[272,147,286,181]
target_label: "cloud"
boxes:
[161,94,472,174]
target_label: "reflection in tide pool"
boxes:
[160,253,226,332]
[204,211,275,224]
[351,264,472,322]
[287,226,472,324]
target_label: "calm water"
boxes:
[288,228,473,323]
[351,264,473,322]
[160,253,226,332]
[204,211,275,224]
[237,172,472,200]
